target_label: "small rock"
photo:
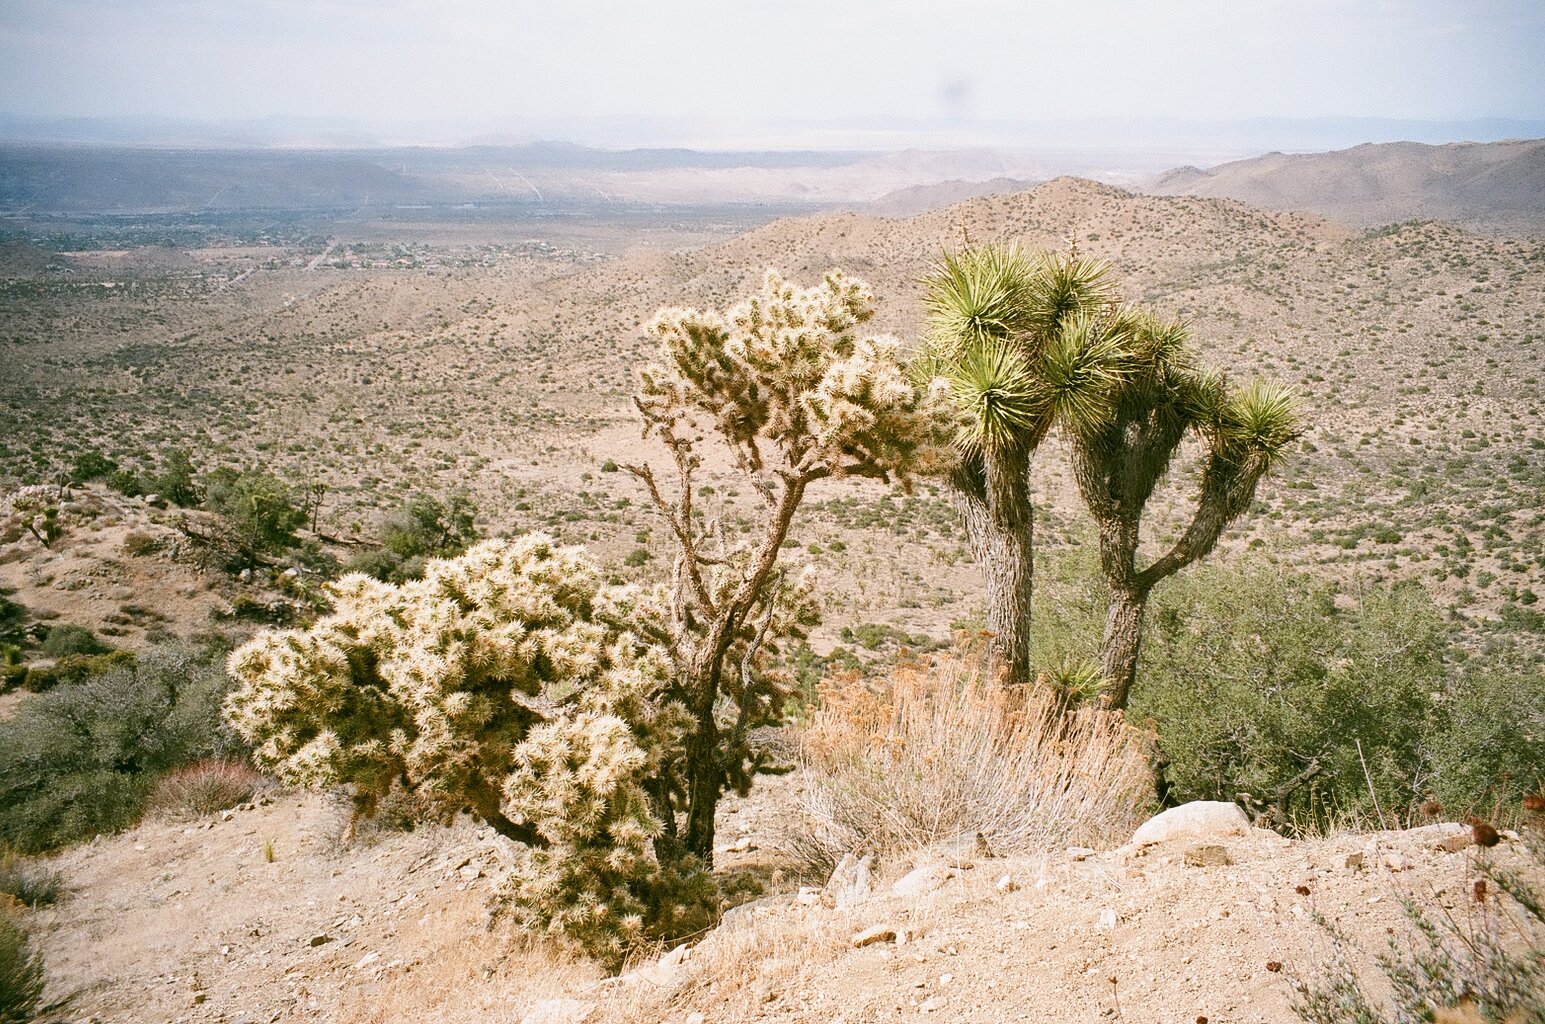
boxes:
[1183,844,1232,868]
[353,951,380,970]
[521,998,596,1024]
[851,924,898,948]
[996,874,1018,893]
[307,933,332,947]
[827,853,874,907]
[685,1014,705,1024]
[1067,846,1097,861]
[892,863,956,898]
[919,997,944,1012]
[1438,833,1473,854]
[1096,908,1118,931]
[1132,801,1250,846]
[1344,851,1365,870]
[1383,852,1410,872]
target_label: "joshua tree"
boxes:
[1064,311,1299,709]
[919,243,1121,683]
[625,269,940,861]
[922,243,1298,703]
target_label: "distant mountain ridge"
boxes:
[1146,138,1545,235]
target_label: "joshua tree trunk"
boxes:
[1100,583,1147,710]
[951,446,1035,685]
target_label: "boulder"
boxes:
[891,862,956,898]
[1132,801,1250,847]
[826,852,874,907]
[521,998,596,1024]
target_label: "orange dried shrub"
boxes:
[146,758,264,819]
[790,648,1154,870]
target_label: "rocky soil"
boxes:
[28,779,1541,1024]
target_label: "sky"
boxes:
[1,0,1542,147]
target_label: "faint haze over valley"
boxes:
[1,0,1541,155]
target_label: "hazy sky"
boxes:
[2,0,1542,142]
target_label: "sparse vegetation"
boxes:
[0,902,47,1024]
[792,646,1153,870]
[146,758,264,819]
[0,644,246,852]
[1292,814,1545,1023]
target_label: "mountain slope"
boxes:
[1147,138,1545,234]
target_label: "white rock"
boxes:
[1067,846,1097,861]
[826,853,874,907]
[1096,908,1118,931]
[1131,801,1250,847]
[891,863,956,898]
[521,998,596,1024]
[995,874,1018,893]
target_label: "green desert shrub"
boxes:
[19,651,136,694]
[0,645,246,853]
[200,467,304,569]
[225,534,714,966]
[0,902,46,1024]
[345,492,478,582]
[1033,550,1544,831]
[38,624,110,659]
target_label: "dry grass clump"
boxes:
[145,758,264,819]
[0,853,63,909]
[789,649,1154,870]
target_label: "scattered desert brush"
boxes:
[1292,807,1545,1023]
[789,646,1154,871]
[145,758,264,819]
[0,853,64,910]
[0,899,47,1024]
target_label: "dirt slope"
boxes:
[29,780,1539,1024]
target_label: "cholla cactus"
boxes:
[225,535,702,962]
[627,271,946,862]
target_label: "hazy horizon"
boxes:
[3,1,1542,153]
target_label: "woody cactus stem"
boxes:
[626,269,945,863]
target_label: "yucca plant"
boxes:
[923,243,1299,704]
[920,243,1120,684]
[1067,311,1301,708]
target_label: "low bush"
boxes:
[1031,550,1545,832]
[0,854,63,910]
[0,645,246,853]
[345,492,478,582]
[145,759,264,819]
[18,651,135,693]
[791,646,1153,872]
[38,624,109,659]
[0,902,46,1024]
